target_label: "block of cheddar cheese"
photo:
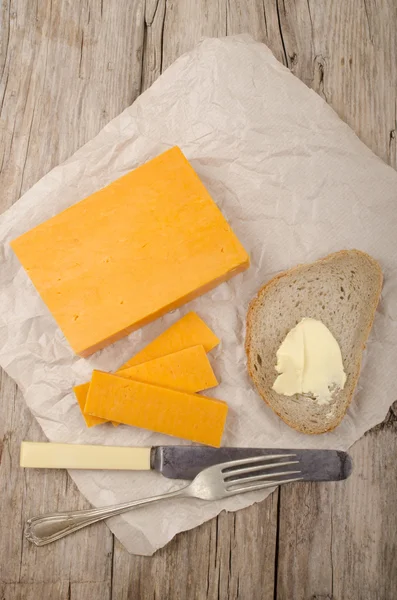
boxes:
[75,345,218,427]
[85,371,228,446]
[11,148,249,356]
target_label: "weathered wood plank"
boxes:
[112,494,279,600]
[0,0,146,593]
[0,320,113,592]
[141,0,166,92]
[277,0,397,168]
[276,423,397,600]
[0,582,70,600]
[0,0,147,208]
[161,0,227,70]
[226,0,289,66]
[272,2,397,598]
[70,582,112,600]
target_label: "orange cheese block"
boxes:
[75,345,218,427]
[11,148,249,356]
[121,312,219,369]
[85,371,228,447]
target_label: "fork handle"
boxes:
[25,487,186,546]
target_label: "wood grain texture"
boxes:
[276,424,397,600]
[0,0,140,595]
[112,497,278,600]
[277,0,397,169]
[1,0,396,599]
[0,582,70,600]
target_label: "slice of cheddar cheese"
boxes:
[74,384,110,428]
[119,345,218,391]
[75,345,218,427]
[85,371,228,447]
[11,147,249,356]
[121,312,219,369]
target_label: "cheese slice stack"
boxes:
[74,312,220,427]
[75,345,218,427]
[77,312,227,446]
[11,147,249,356]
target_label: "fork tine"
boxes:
[226,470,301,487]
[226,476,303,495]
[224,460,299,478]
[219,454,296,472]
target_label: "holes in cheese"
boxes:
[75,345,218,427]
[85,371,228,447]
[11,147,249,356]
[73,312,220,428]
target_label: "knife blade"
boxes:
[20,442,352,481]
[152,446,352,481]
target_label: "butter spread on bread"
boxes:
[272,318,346,405]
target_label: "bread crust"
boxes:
[245,249,383,434]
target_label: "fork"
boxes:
[25,454,302,546]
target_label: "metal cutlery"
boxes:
[25,454,302,546]
[20,442,353,481]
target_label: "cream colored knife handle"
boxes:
[20,442,151,470]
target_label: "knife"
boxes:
[20,442,352,481]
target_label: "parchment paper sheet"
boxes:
[1,35,396,555]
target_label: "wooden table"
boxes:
[1,1,396,598]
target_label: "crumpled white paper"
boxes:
[1,35,397,556]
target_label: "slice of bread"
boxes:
[245,250,383,434]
